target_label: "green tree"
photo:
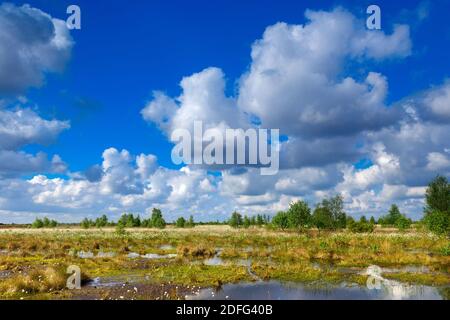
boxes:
[186,215,195,228]
[49,220,58,228]
[312,206,335,230]
[425,175,450,214]
[32,218,44,229]
[229,211,243,228]
[423,176,449,236]
[243,216,251,228]
[81,218,92,229]
[380,204,403,226]
[42,217,51,228]
[256,214,264,226]
[176,217,186,228]
[95,214,108,228]
[286,200,311,230]
[396,215,412,231]
[150,208,166,229]
[272,211,289,230]
[312,195,347,230]
[369,216,376,225]
[424,210,449,236]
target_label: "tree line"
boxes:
[30,175,449,236]
[228,175,449,236]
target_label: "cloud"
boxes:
[135,7,446,221]
[0,3,73,95]
[1,6,449,223]
[0,106,69,178]
[237,9,409,139]
[141,67,244,138]
[142,8,411,169]
[0,108,69,150]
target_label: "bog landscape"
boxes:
[1,1,450,302]
[0,176,448,300]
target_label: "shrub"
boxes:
[95,214,108,228]
[186,215,195,228]
[423,175,449,236]
[425,175,450,215]
[80,218,93,229]
[379,204,412,230]
[424,210,449,236]
[31,218,44,229]
[272,211,289,230]
[396,215,412,231]
[348,218,375,233]
[118,213,141,228]
[176,217,186,228]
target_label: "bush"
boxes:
[396,215,412,231]
[423,176,449,236]
[95,214,108,228]
[379,204,412,230]
[118,213,141,228]
[186,215,195,228]
[272,211,289,230]
[80,218,92,229]
[348,218,375,233]
[424,210,449,236]
[176,217,186,228]
[32,217,57,228]
[31,218,44,229]
[425,175,450,215]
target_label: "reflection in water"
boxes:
[77,251,116,258]
[203,252,261,281]
[187,281,444,300]
[86,274,150,288]
[142,253,177,259]
[127,252,177,259]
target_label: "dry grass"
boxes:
[0,226,448,299]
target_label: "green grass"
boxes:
[0,226,448,299]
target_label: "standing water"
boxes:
[187,280,444,300]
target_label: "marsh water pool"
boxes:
[187,280,446,300]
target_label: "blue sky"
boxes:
[0,0,449,223]
[20,0,450,170]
